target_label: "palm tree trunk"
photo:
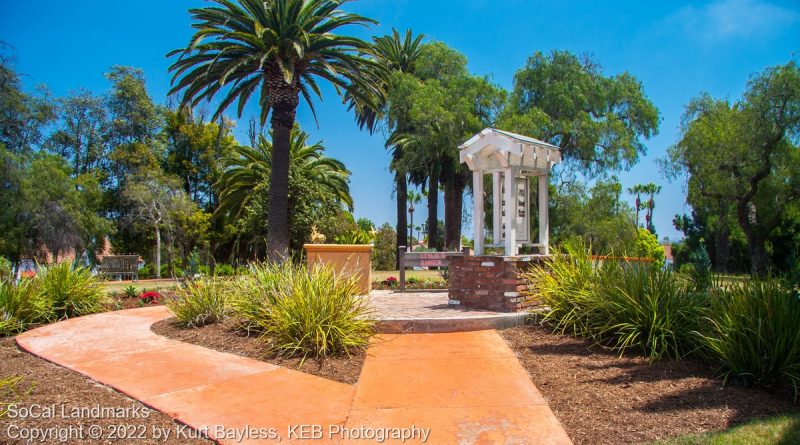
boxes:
[444,179,464,251]
[266,101,296,261]
[427,165,440,250]
[395,173,407,269]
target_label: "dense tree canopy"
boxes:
[666,61,800,276]
[499,51,659,176]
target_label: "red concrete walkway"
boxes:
[15,306,572,445]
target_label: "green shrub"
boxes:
[263,264,376,360]
[0,279,48,336]
[167,278,228,327]
[526,241,706,361]
[37,262,107,319]
[123,285,138,298]
[215,264,235,276]
[524,240,597,336]
[0,257,13,282]
[594,263,706,360]
[698,279,800,398]
[229,262,376,360]
[228,262,286,333]
[334,230,372,245]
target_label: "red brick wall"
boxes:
[448,255,546,312]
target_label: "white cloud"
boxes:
[666,0,798,42]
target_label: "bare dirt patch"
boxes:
[151,318,365,385]
[501,324,798,445]
[0,337,211,444]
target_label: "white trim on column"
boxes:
[538,174,549,255]
[504,168,516,255]
[492,171,501,245]
[473,171,484,255]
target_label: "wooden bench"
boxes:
[98,255,139,281]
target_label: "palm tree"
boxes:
[168,0,377,260]
[349,28,424,265]
[407,189,422,247]
[216,126,352,222]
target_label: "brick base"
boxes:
[448,255,547,312]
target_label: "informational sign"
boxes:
[500,177,530,242]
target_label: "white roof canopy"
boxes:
[459,128,562,174]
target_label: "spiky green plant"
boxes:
[228,262,376,360]
[228,261,291,333]
[594,263,707,361]
[0,279,48,336]
[333,230,372,245]
[167,278,229,327]
[698,279,800,398]
[37,262,106,319]
[525,241,706,361]
[263,264,376,360]
[523,240,597,336]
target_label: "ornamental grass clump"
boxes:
[228,262,376,360]
[264,264,376,360]
[0,279,48,336]
[168,278,229,327]
[228,261,288,333]
[593,263,707,361]
[524,240,597,336]
[698,279,800,398]
[525,241,706,361]
[37,262,107,319]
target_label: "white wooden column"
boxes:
[492,171,501,244]
[538,173,549,255]
[473,171,484,255]
[503,168,517,255]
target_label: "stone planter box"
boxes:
[303,244,372,295]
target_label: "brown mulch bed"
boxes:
[107,291,176,311]
[151,318,365,385]
[501,324,799,445]
[0,337,211,444]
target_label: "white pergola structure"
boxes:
[459,128,562,256]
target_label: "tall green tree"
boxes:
[46,90,109,176]
[354,28,425,261]
[0,47,55,154]
[163,107,238,207]
[169,0,377,260]
[387,42,504,250]
[666,61,800,276]
[499,51,659,176]
[216,125,352,220]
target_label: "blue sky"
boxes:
[2,0,799,241]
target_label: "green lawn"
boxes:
[654,415,800,445]
[372,270,445,282]
[102,278,182,294]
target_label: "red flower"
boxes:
[139,291,161,304]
